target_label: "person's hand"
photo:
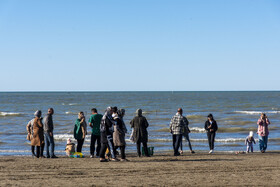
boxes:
[89,124,93,128]
[210,129,214,132]
[49,132,53,137]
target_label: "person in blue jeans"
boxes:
[43,108,58,158]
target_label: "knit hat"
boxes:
[249,131,254,137]
[34,110,42,118]
[67,138,71,144]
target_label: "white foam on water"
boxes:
[234,111,280,115]
[65,111,76,115]
[0,112,22,117]
[190,127,206,133]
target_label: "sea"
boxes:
[0,91,279,156]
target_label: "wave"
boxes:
[62,103,79,106]
[65,111,77,115]
[0,112,23,117]
[233,111,280,115]
[187,114,205,120]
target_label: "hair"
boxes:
[112,106,118,113]
[91,108,97,113]
[207,113,214,120]
[177,108,183,114]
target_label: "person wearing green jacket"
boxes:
[74,112,86,153]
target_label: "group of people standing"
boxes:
[71,107,150,162]
[26,106,271,160]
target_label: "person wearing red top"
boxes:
[257,113,270,153]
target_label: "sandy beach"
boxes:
[0,152,279,186]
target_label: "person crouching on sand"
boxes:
[74,112,86,153]
[204,114,218,154]
[65,138,75,156]
[245,131,256,153]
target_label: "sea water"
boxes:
[0,91,279,156]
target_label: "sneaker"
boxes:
[111,158,120,162]
[90,155,94,158]
[51,155,58,158]
[190,151,195,154]
[209,150,213,154]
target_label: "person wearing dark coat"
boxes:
[204,113,218,154]
[99,107,119,162]
[130,109,150,157]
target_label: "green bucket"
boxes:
[142,147,154,156]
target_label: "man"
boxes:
[88,108,103,158]
[43,108,58,158]
[169,108,188,156]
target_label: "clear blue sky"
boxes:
[0,0,279,91]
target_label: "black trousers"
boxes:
[99,143,108,159]
[172,134,182,155]
[90,134,101,156]
[119,146,126,159]
[137,140,149,156]
[77,139,84,152]
[31,144,44,158]
[207,132,216,150]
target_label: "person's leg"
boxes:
[211,133,216,150]
[107,135,116,159]
[174,134,182,155]
[49,135,55,157]
[80,138,84,152]
[246,145,250,153]
[77,139,81,152]
[137,141,141,156]
[258,135,264,151]
[44,133,50,157]
[143,142,149,156]
[263,136,268,151]
[120,146,125,159]
[251,144,253,152]
[31,146,36,156]
[36,146,40,158]
[180,138,183,152]
[185,133,193,151]
[90,134,95,155]
[172,135,176,154]
[40,143,45,157]
[207,132,211,150]
[96,135,101,156]
[99,143,107,159]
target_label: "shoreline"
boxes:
[0,152,279,186]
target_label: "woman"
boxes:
[257,113,270,153]
[27,110,44,158]
[99,107,118,162]
[113,109,128,161]
[130,109,150,157]
[74,112,86,153]
[204,114,218,154]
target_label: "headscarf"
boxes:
[136,109,142,117]
[117,109,127,133]
[34,110,42,118]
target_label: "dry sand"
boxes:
[0,152,280,186]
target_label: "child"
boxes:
[65,138,75,156]
[245,131,256,153]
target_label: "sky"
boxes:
[0,0,280,91]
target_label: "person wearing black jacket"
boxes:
[204,114,218,154]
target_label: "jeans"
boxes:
[77,139,84,152]
[90,134,101,156]
[107,135,116,159]
[44,133,55,157]
[172,134,182,155]
[247,144,253,152]
[258,135,268,151]
[207,132,216,150]
[180,133,193,151]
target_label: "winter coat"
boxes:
[130,116,149,143]
[74,119,86,140]
[204,120,218,133]
[30,117,44,146]
[113,118,126,146]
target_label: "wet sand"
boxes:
[0,152,279,186]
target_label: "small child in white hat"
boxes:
[65,138,75,156]
[245,131,256,153]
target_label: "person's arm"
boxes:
[266,118,270,125]
[130,118,134,128]
[253,137,256,144]
[144,117,149,128]
[214,121,218,132]
[204,121,208,131]
[88,116,93,128]
[81,125,85,139]
[245,138,247,145]
[257,119,263,126]
[26,121,31,134]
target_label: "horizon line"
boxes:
[0,90,280,92]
